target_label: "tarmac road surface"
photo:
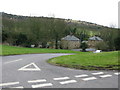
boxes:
[0,53,119,88]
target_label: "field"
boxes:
[1,45,119,70]
[1,45,78,56]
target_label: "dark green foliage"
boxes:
[2,13,68,48]
[2,30,8,42]
[114,36,120,50]
[69,28,77,35]
[77,30,89,41]
[50,19,67,49]
[99,29,118,51]
[95,41,109,51]
[2,12,119,51]
[80,42,88,52]
[15,33,27,46]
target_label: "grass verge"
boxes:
[48,51,119,70]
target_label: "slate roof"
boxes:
[61,35,80,41]
[89,36,103,41]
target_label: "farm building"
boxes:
[88,36,103,48]
[60,35,80,49]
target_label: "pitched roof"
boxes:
[61,35,80,41]
[89,36,103,41]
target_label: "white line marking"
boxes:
[0,82,19,87]
[32,83,53,88]
[60,80,77,84]
[53,77,69,80]
[4,59,23,64]
[18,63,41,71]
[82,77,97,81]
[114,72,120,75]
[10,86,24,88]
[28,79,46,83]
[100,75,112,78]
[92,72,104,75]
[75,74,88,78]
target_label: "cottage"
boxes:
[88,36,103,48]
[60,35,80,49]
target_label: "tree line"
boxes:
[2,12,120,50]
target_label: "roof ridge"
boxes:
[61,35,79,41]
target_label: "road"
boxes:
[0,54,119,88]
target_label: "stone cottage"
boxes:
[60,35,80,49]
[88,36,103,48]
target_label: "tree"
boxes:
[15,33,27,46]
[99,28,118,51]
[114,36,120,50]
[69,28,77,35]
[76,30,89,42]
[2,30,8,42]
[95,41,109,51]
[50,18,67,49]
[80,42,88,52]
[2,12,118,50]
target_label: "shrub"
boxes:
[80,42,88,52]
[95,41,109,51]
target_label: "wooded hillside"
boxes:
[2,12,120,50]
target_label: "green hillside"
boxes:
[2,12,119,51]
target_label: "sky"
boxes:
[0,0,119,28]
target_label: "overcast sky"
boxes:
[1,0,119,27]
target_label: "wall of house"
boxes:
[61,40,80,49]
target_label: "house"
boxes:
[60,35,80,49]
[88,36,103,48]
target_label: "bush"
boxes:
[95,41,109,51]
[80,42,88,52]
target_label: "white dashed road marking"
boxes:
[100,75,112,78]
[75,74,88,78]
[18,63,41,71]
[0,82,19,87]
[28,79,46,83]
[32,83,53,88]
[4,59,23,64]
[53,77,70,80]
[82,77,97,81]
[60,80,77,84]
[114,72,120,75]
[92,72,104,75]
[10,86,24,88]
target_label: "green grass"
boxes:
[1,45,79,56]
[48,51,119,70]
[1,45,119,70]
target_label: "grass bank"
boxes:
[1,45,78,56]
[48,51,119,70]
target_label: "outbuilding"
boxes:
[60,35,80,49]
[88,36,103,48]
